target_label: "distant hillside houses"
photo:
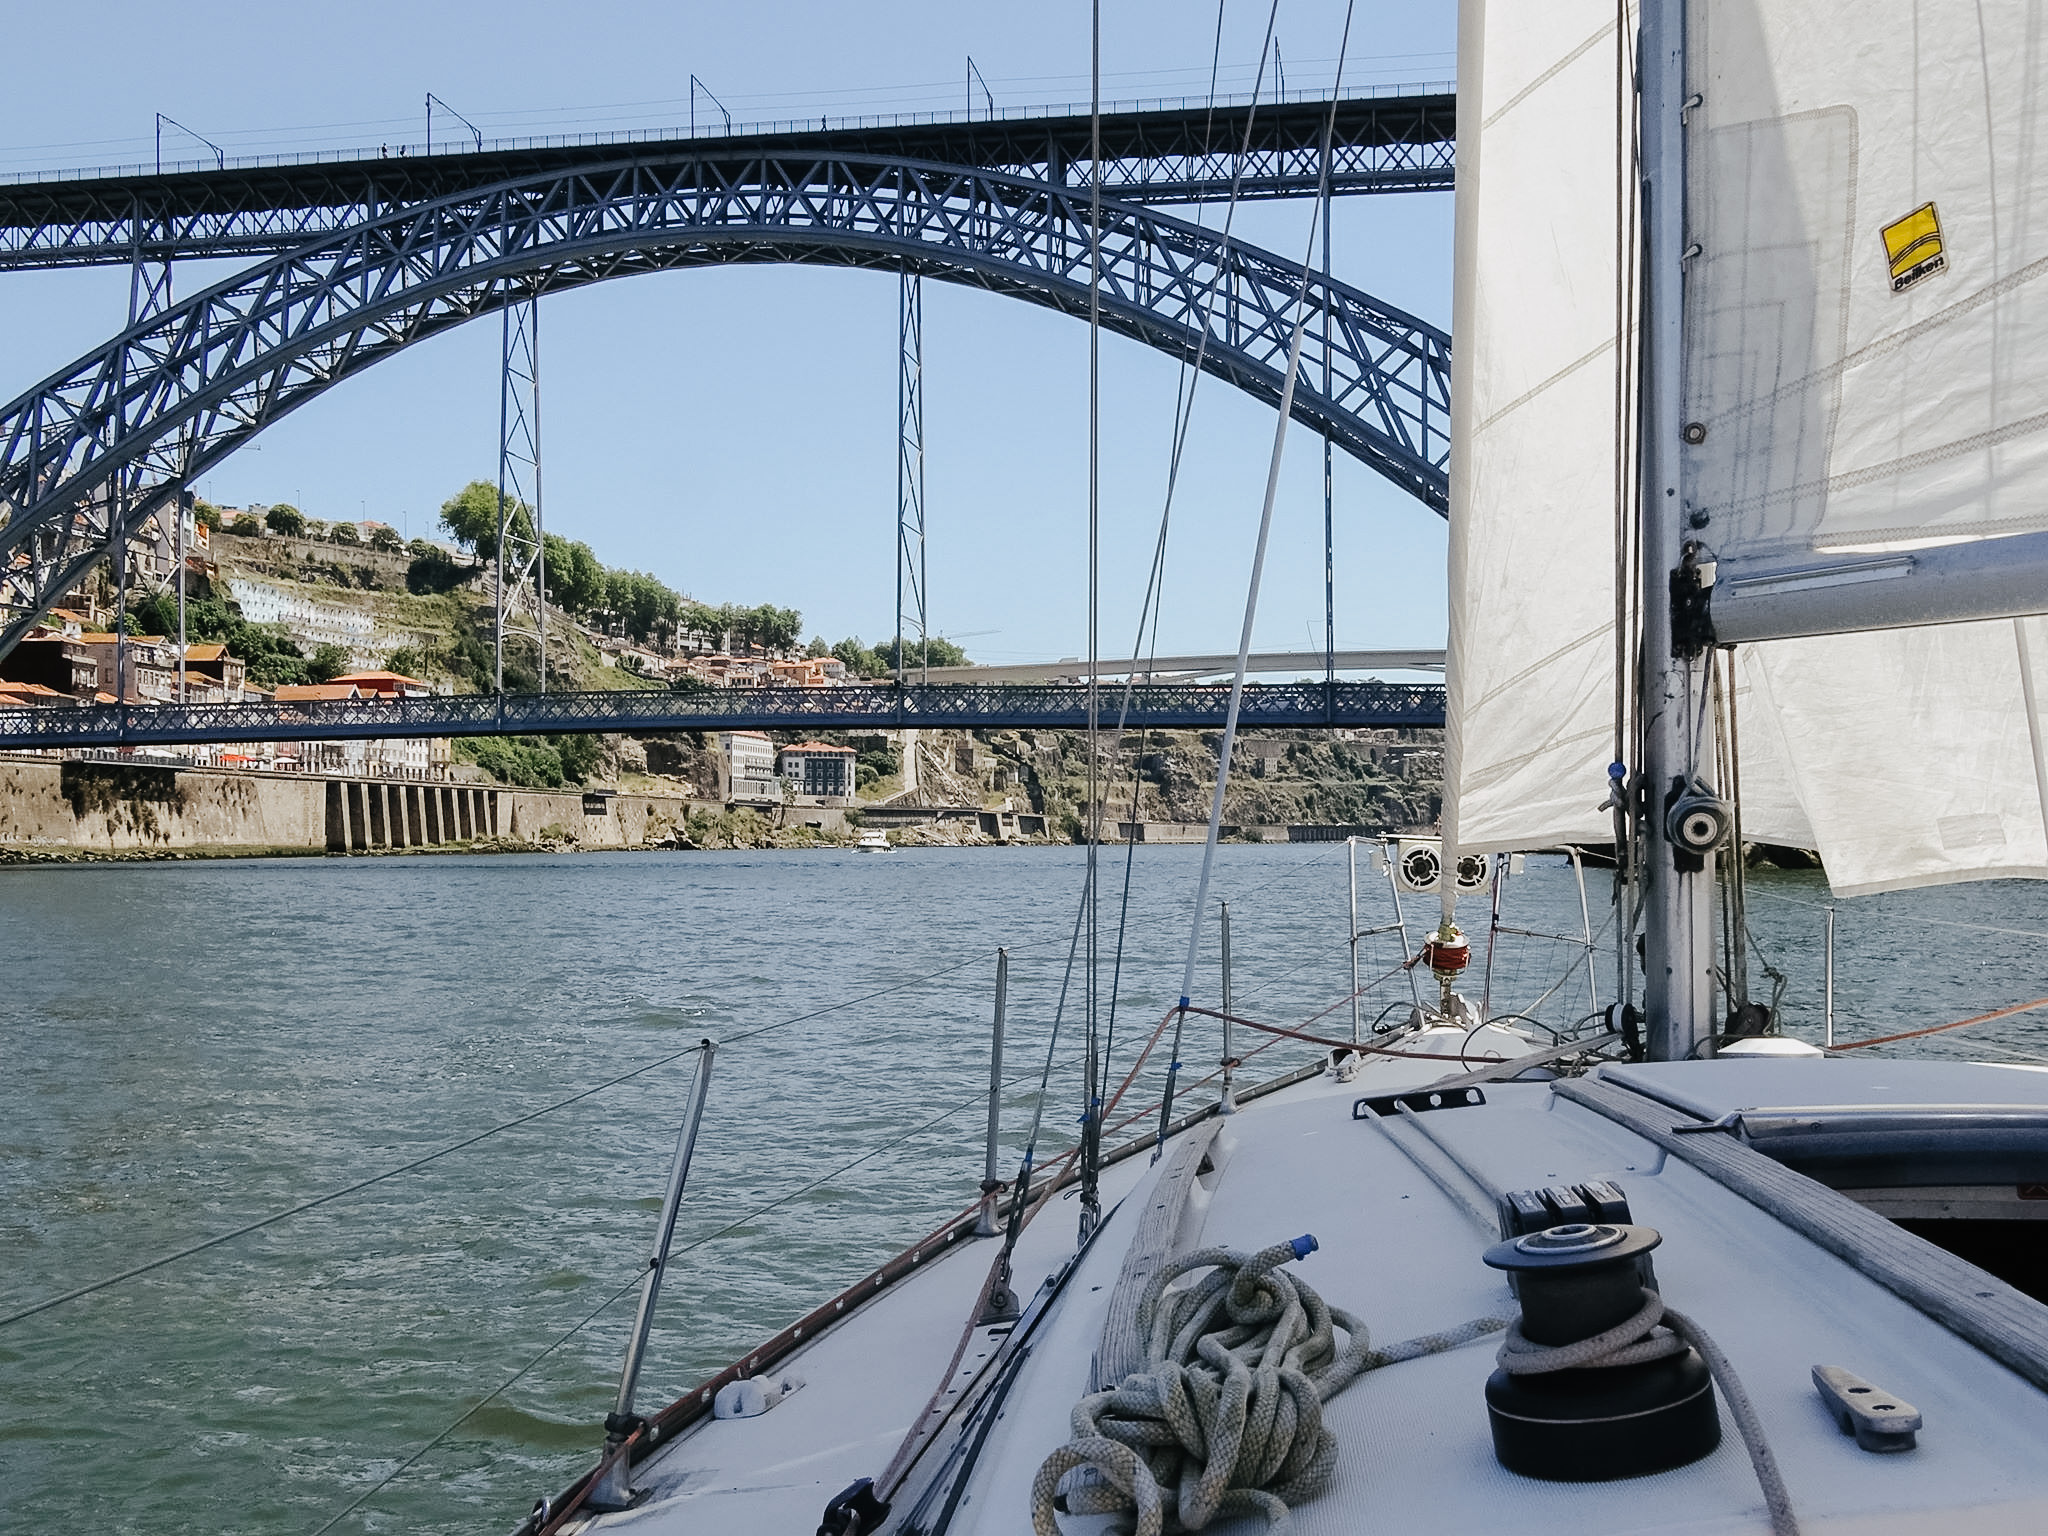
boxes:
[225,576,379,666]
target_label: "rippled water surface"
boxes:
[6,845,2048,1533]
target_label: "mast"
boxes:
[1637,0,1717,1058]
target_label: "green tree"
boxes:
[439,479,533,558]
[330,521,361,545]
[369,525,404,552]
[406,547,471,596]
[605,570,680,647]
[265,505,306,537]
[879,635,969,672]
[193,500,223,532]
[542,533,605,614]
[385,646,425,679]
[832,636,891,679]
[752,604,804,653]
[230,513,262,536]
[681,601,726,648]
[552,733,603,783]
[307,643,351,683]
[806,635,830,658]
[455,735,564,788]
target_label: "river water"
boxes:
[6,845,2048,1534]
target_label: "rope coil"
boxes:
[1031,1238,1502,1534]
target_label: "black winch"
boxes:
[1481,1220,1721,1481]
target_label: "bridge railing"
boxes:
[0,681,1447,751]
[0,80,1454,186]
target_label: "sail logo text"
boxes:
[1881,202,1947,293]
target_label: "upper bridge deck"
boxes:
[0,86,1455,269]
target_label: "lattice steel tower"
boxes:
[494,289,546,694]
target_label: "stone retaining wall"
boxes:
[0,756,696,856]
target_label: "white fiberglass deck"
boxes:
[575,1046,2048,1535]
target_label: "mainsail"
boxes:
[1445,0,2048,896]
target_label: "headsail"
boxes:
[1445,0,2048,896]
[1442,0,1629,861]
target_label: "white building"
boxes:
[226,577,379,665]
[719,731,780,805]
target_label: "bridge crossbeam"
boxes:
[0,681,1448,751]
[0,93,1454,269]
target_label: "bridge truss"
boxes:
[0,152,1451,660]
[0,91,1455,268]
[0,680,1448,752]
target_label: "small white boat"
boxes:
[855,828,890,852]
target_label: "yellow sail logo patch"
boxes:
[1881,202,1946,292]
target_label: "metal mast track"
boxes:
[0,155,1451,663]
[0,89,1454,268]
[0,679,1447,751]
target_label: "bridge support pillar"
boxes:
[326,779,350,853]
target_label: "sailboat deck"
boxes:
[580,1055,2048,1534]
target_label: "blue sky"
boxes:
[0,2,1455,665]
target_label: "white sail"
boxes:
[1442,0,1633,858]
[1686,0,2048,892]
[1444,0,1813,857]
[1444,0,2048,895]
[1684,0,2048,591]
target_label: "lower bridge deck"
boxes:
[0,680,1446,751]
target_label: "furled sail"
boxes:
[1445,0,2047,894]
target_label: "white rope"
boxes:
[1032,1238,1503,1534]
[1498,1288,1799,1536]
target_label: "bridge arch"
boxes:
[0,153,1449,656]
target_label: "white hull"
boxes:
[535,1031,2048,1536]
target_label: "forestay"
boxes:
[1444,0,2048,895]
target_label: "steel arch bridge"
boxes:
[0,152,1450,662]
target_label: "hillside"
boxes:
[207,527,649,694]
[192,529,1441,827]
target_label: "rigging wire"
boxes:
[1079,0,1106,1241]
[303,1053,1089,1536]
[0,948,1022,1332]
[1085,0,1298,1207]
[1102,0,1242,1110]
[1176,0,1358,1040]
[1611,0,1644,1014]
